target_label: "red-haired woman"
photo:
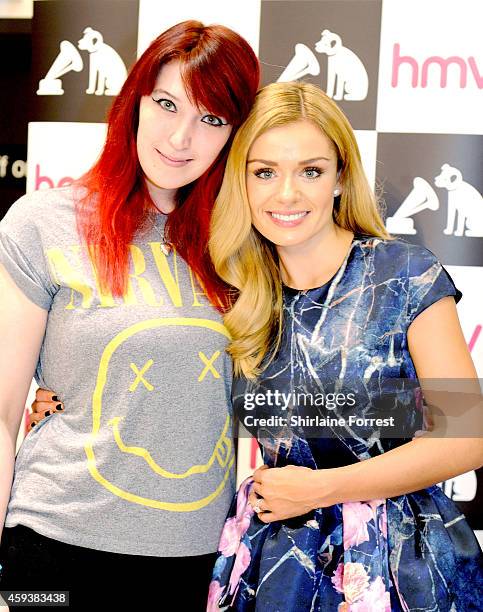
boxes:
[0,21,259,610]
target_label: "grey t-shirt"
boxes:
[0,186,235,556]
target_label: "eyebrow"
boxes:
[151,89,217,117]
[152,88,180,102]
[247,156,332,165]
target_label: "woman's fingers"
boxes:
[248,492,258,509]
[27,403,64,432]
[34,388,60,402]
[28,412,42,426]
[31,400,64,414]
[28,410,51,428]
[253,464,269,483]
[248,492,268,513]
[27,413,42,431]
[31,401,54,413]
[252,482,263,496]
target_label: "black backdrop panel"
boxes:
[377,133,483,266]
[0,19,31,216]
[259,0,382,130]
[31,0,139,123]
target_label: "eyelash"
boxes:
[201,115,227,127]
[152,97,227,127]
[303,167,323,179]
[253,167,323,180]
[153,97,176,112]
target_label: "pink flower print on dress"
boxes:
[350,576,391,612]
[206,580,224,612]
[228,542,252,597]
[212,477,255,608]
[331,562,389,610]
[343,502,374,549]
[331,562,345,593]
[342,562,371,604]
[217,477,255,557]
[236,477,256,519]
[218,517,244,557]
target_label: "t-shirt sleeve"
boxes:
[0,194,57,310]
[406,244,462,326]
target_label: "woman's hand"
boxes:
[248,464,324,523]
[28,388,63,431]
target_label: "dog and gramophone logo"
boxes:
[377,133,483,266]
[37,27,128,97]
[258,0,382,129]
[31,0,138,122]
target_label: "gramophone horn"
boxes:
[278,43,320,82]
[44,40,83,81]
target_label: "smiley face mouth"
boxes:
[107,414,233,478]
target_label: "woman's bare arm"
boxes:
[0,263,47,540]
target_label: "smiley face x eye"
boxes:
[128,352,221,391]
[129,360,154,391]
[198,351,221,381]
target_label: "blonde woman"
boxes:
[207,82,483,610]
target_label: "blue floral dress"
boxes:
[208,235,483,611]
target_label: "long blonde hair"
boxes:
[209,82,391,379]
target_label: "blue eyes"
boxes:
[254,169,275,180]
[253,167,323,180]
[156,98,175,112]
[201,115,226,127]
[303,168,323,179]
[152,97,227,127]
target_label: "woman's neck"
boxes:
[277,224,355,290]
[145,177,177,214]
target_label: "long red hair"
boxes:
[77,20,260,310]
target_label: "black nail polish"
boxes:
[45,411,51,417]
[52,396,59,402]
[31,422,36,427]
[56,404,63,411]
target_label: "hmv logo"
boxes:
[34,164,74,190]
[392,44,482,88]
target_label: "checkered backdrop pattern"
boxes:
[1,0,482,541]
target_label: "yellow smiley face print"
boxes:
[84,317,235,511]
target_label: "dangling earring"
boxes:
[333,188,341,197]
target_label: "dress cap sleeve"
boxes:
[406,244,462,326]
